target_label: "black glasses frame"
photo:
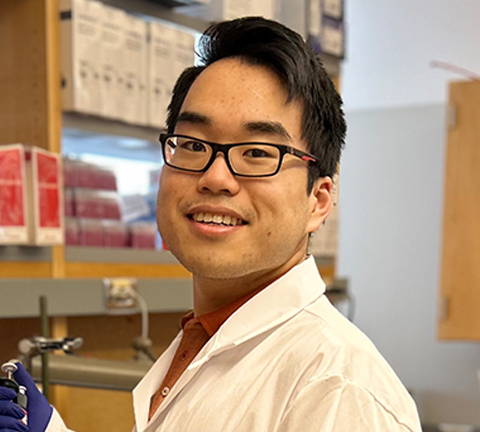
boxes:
[159,133,319,178]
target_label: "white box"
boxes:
[60,0,103,116]
[147,21,178,129]
[99,5,126,120]
[26,148,64,246]
[0,145,29,245]
[224,0,276,19]
[172,28,196,84]
[323,0,343,20]
[321,17,344,58]
[121,14,149,126]
[178,0,276,22]
[308,0,345,58]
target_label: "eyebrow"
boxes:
[176,111,212,126]
[244,121,292,141]
[176,111,291,141]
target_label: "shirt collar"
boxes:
[181,287,264,337]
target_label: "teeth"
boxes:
[192,213,243,226]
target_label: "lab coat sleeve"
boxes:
[277,377,422,432]
[45,408,75,432]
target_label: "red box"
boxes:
[27,147,64,245]
[0,145,29,244]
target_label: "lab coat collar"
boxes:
[133,256,325,431]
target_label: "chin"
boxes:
[176,251,255,280]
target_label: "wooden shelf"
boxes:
[99,0,209,32]
[64,262,190,278]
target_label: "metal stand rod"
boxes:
[39,296,49,402]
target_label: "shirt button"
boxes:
[161,387,170,397]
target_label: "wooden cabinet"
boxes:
[438,80,480,340]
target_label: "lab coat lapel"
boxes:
[132,332,182,432]
[145,338,226,428]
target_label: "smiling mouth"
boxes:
[188,212,247,226]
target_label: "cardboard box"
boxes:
[130,222,157,250]
[323,0,343,19]
[178,0,276,21]
[99,4,126,120]
[26,147,64,246]
[307,0,345,58]
[60,0,104,115]
[103,220,129,248]
[147,21,178,128]
[121,14,149,125]
[172,28,196,85]
[78,218,103,246]
[0,145,29,245]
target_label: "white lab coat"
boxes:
[132,257,421,432]
[47,256,421,432]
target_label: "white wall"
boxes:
[336,0,480,425]
[342,0,480,110]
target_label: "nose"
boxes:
[196,153,241,195]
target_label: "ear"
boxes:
[306,176,333,234]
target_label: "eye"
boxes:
[242,146,276,158]
[180,140,207,152]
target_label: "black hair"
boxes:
[166,16,346,192]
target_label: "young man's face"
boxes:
[157,58,331,284]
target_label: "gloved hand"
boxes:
[0,385,27,432]
[0,363,53,432]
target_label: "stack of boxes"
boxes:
[63,159,158,249]
[178,0,345,59]
[64,159,123,247]
[177,0,277,21]
[59,0,344,130]
[0,145,64,246]
[60,0,196,129]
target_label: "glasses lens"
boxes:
[229,144,281,176]
[164,136,212,171]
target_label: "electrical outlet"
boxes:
[103,278,138,314]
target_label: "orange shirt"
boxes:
[149,288,262,420]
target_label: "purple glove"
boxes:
[0,386,28,432]
[7,363,52,432]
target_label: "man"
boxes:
[0,17,421,432]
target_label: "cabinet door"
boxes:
[439,80,480,340]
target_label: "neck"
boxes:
[192,253,308,316]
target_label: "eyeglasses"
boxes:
[159,134,319,177]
